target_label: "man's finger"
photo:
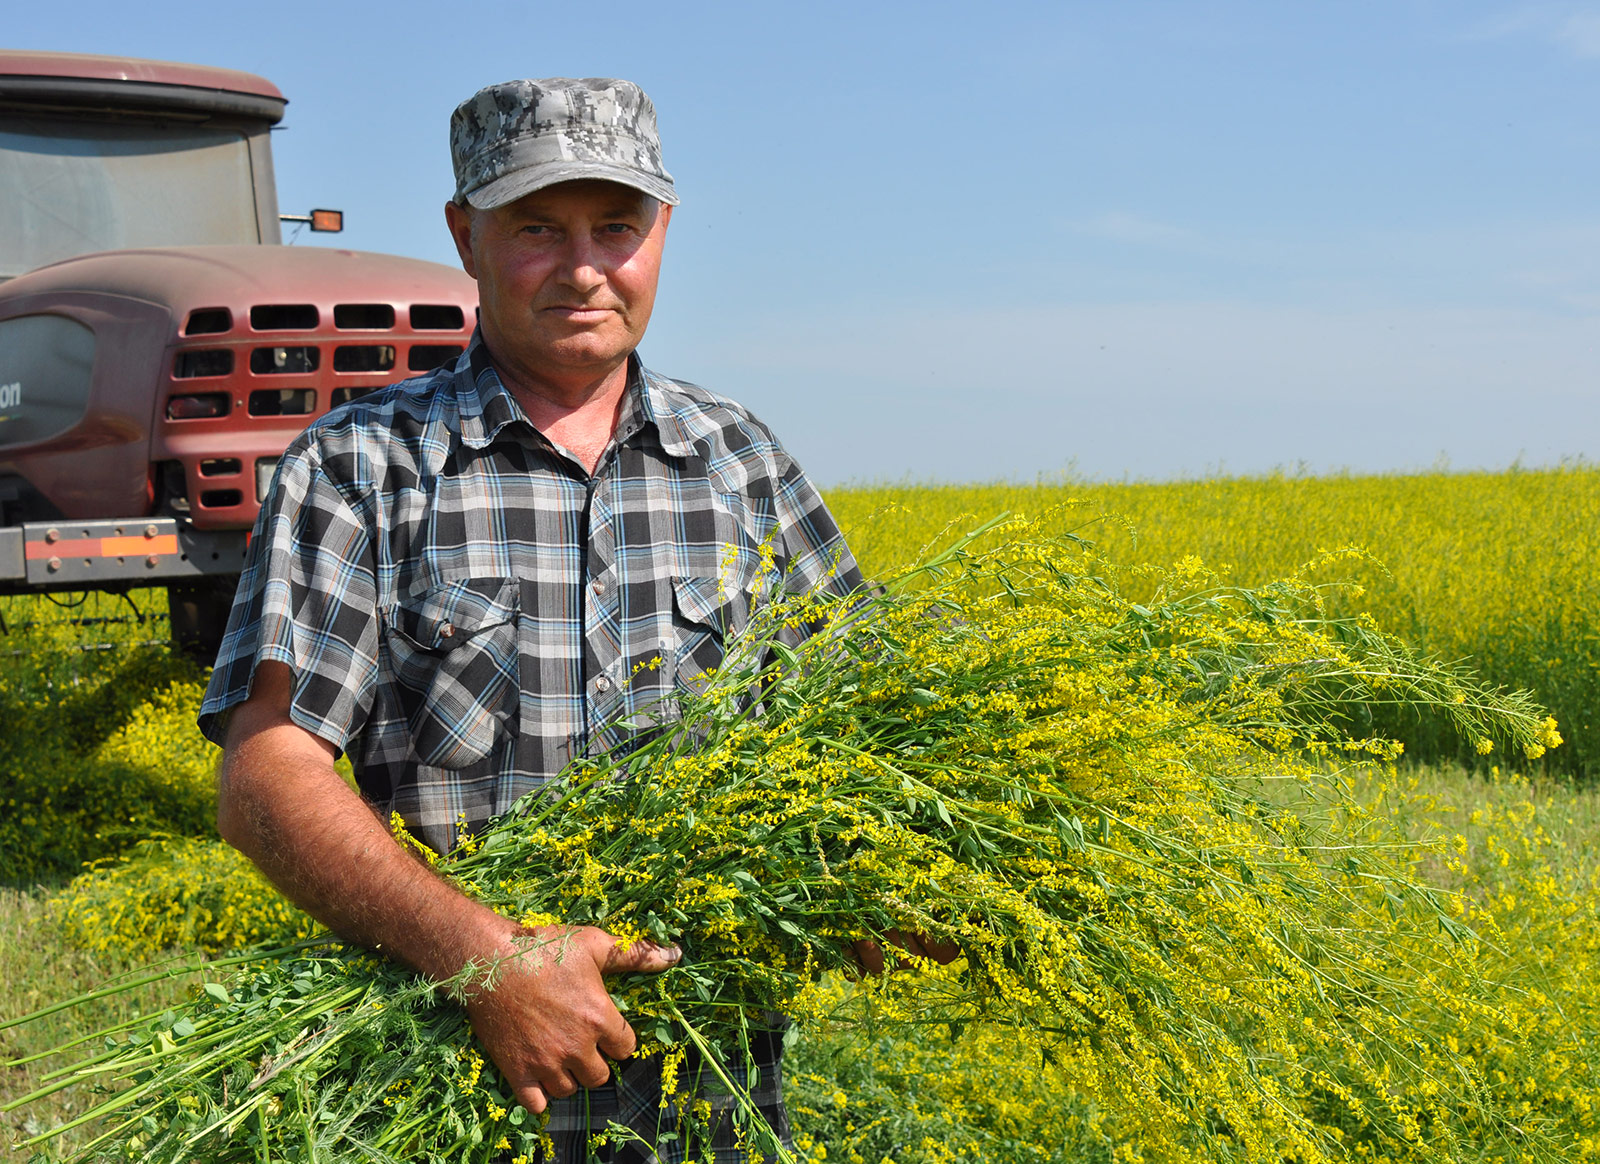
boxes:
[572,1049,614,1090]
[514,1081,548,1115]
[599,933,682,974]
[542,1068,581,1100]
[921,935,962,964]
[889,929,928,958]
[597,1014,639,1062]
[850,938,886,977]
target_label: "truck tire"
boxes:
[167,575,239,664]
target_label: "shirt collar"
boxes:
[453,330,697,459]
[455,331,527,451]
[632,364,698,459]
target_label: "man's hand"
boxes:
[849,928,961,976]
[464,925,680,1114]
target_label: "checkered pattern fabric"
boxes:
[528,1029,791,1163]
[199,332,859,1154]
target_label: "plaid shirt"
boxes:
[199,332,860,1158]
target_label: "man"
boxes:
[200,77,862,1161]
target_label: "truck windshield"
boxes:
[0,117,262,280]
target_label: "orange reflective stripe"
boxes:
[102,534,179,556]
[24,534,180,559]
[24,538,97,559]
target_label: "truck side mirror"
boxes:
[280,209,344,233]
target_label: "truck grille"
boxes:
[333,303,394,329]
[174,349,233,378]
[410,304,464,330]
[333,345,395,372]
[183,308,232,335]
[250,304,318,330]
[160,299,471,528]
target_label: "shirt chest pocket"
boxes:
[382,578,520,770]
[669,574,752,694]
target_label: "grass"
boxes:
[0,885,206,1157]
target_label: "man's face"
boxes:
[445,180,671,387]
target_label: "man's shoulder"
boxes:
[282,370,457,485]
[641,367,789,464]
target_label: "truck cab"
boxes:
[0,51,477,653]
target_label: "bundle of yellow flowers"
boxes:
[3,517,1561,1163]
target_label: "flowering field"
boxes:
[2,464,1600,1163]
[829,463,1600,778]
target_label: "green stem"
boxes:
[0,939,331,1037]
[663,1000,802,1164]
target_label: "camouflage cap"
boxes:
[450,77,679,210]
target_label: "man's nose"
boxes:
[557,236,606,294]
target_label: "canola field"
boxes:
[3,464,1600,1163]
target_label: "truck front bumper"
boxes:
[0,517,248,595]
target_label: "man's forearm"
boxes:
[217,675,515,983]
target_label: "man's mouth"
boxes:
[544,304,616,321]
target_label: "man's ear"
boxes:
[444,200,478,279]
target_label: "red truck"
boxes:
[0,50,477,655]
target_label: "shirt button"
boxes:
[594,674,612,693]
[439,623,455,640]
[592,578,605,595]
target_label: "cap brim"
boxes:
[465,161,679,210]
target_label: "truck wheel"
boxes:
[167,576,239,664]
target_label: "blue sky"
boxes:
[10,1,1600,484]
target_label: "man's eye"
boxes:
[602,223,634,234]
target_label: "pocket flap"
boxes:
[392,578,517,652]
[672,575,736,637]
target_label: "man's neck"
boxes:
[484,342,634,476]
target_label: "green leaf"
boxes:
[202,983,231,1005]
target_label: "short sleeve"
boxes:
[771,449,864,602]
[198,441,381,752]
